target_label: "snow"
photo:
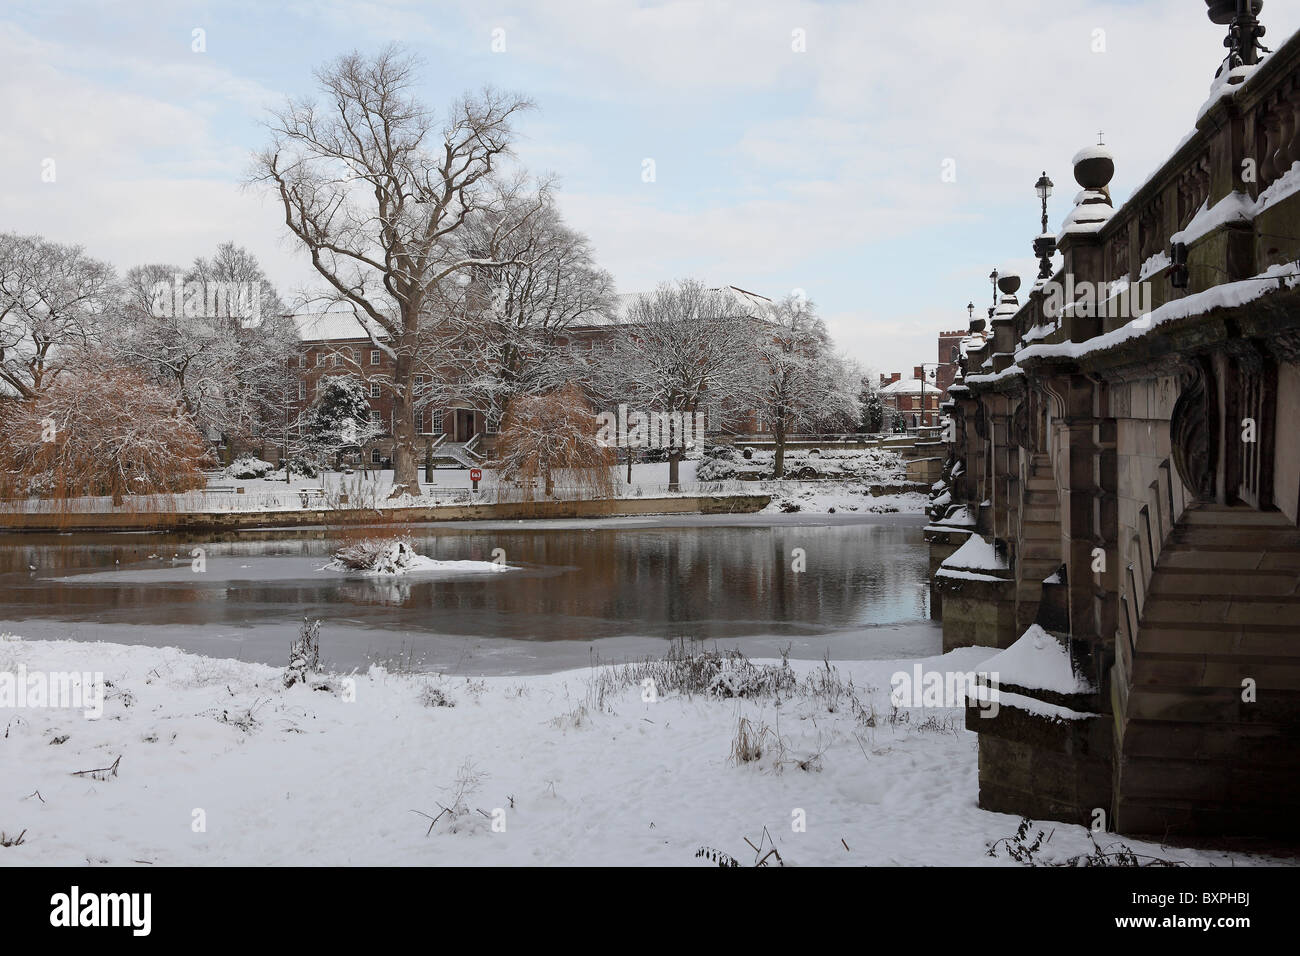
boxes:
[760,483,927,516]
[947,535,1005,571]
[1256,160,1300,213]
[978,625,1094,695]
[1015,261,1300,364]
[1071,144,1114,166]
[1170,191,1252,246]
[0,635,1277,867]
[1196,61,1257,123]
[1138,250,1170,282]
[969,683,1097,722]
[323,539,512,577]
[964,364,1023,386]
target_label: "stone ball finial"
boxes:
[997,271,1021,296]
[1072,144,1114,190]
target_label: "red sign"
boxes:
[469,468,482,482]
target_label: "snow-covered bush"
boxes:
[329,537,420,574]
[228,456,274,480]
[283,618,322,688]
[695,444,739,481]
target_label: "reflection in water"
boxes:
[0,519,931,666]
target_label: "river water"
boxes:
[0,514,938,674]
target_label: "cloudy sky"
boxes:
[3,0,1297,377]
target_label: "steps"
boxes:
[1114,503,1300,836]
[429,440,485,470]
[1016,453,1061,597]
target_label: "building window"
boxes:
[431,407,444,435]
[316,352,325,366]
[298,381,306,401]
[415,374,425,395]
[370,349,381,366]
[370,410,382,427]
[371,449,381,465]
[297,354,306,369]
[414,409,424,434]
[486,409,500,434]
[370,382,381,399]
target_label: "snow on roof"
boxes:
[294,284,775,339]
[294,313,388,343]
[880,377,934,395]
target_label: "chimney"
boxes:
[913,365,924,381]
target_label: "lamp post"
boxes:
[988,269,999,321]
[1033,171,1056,280]
[1207,1,1269,69]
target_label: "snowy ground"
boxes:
[0,635,1283,867]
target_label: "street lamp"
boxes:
[1033,171,1057,280]
[988,269,999,320]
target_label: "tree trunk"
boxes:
[668,449,680,492]
[626,446,633,483]
[773,420,787,479]
[388,351,420,498]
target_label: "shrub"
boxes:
[0,364,210,501]
[228,456,274,479]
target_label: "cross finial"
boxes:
[1098,130,1105,146]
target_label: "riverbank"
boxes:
[0,635,1286,867]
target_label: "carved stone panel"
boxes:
[1169,357,1217,501]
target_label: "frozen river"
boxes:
[0,513,939,674]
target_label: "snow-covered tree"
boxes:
[0,360,210,503]
[859,375,885,433]
[601,280,762,490]
[0,233,115,399]
[441,192,616,417]
[304,375,380,468]
[753,294,859,478]
[112,243,294,445]
[253,44,540,498]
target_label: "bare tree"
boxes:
[605,280,762,490]
[443,191,616,416]
[0,233,115,399]
[253,45,538,497]
[754,294,860,477]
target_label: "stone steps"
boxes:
[1115,502,1300,837]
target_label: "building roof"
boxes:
[880,377,936,396]
[292,284,773,342]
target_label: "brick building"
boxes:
[878,366,942,428]
[279,286,774,467]
[936,329,965,393]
